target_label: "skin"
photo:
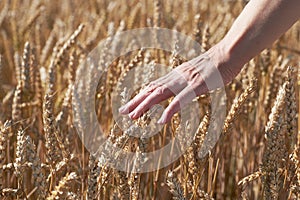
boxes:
[119,0,300,124]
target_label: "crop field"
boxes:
[0,0,299,199]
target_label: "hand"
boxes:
[119,44,241,124]
[119,0,300,124]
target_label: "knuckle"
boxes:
[146,81,158,92]
[153,86,167,96]
[129,99,136,106]
[177,62,189,70]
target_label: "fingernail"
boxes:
[129,112,136,119]
[157,116,166,124]
[119,106,127,114]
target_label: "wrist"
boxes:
[206,40,244,85]
[216,38,244,69]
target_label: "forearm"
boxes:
[219,0,300,70]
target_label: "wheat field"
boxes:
[0,0,299,199]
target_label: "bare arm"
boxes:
[218,0,300,80]
[119,0,300,124]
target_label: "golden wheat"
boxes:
[0,0,298,199]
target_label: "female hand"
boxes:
[119,44,241,124]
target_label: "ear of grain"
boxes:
[197,189,214,200]
[262,83,288,199]
[47,172,77,200]
[260,49,271,76]
[127,4,141,30]
[40,28,56,66]
[128,146,145,200]
[238,171,264,186]
[55,83,73,151]
[26,135,47,199]
[87,154,100,200]
[193,14,202,45]
[12,78,23,129]
[0,121,11,190]
[285,66,297,147]
[116,170,130,200]
[166,170,186,200]
[170,41,184,69]
[153,0,162,28]
[201,24,210,53]
[43,93,63,166]
[20,42,31,95]
[54,24,85,69]
[15,130,26,178]
[15,129,28,198]
[223,79,257,134]
[263,56,287,113]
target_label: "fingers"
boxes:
[157,79,208,124]
[119,75,172,114]
[118,84,155,114]
[128,85,174,119]
[156,85,195,124]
